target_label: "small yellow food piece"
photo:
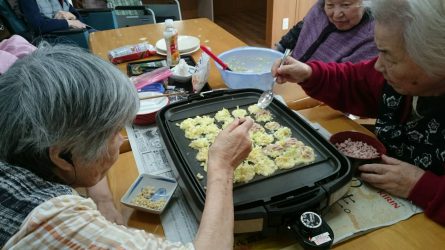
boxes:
[178,105,317,184]
[248,104,262,114]
[264,121,280,131]
[232,107,248,118]
[254,157,277,176]
[233,162,256,183]
[251,131,274,146]
[254,109,272,122]
[274,127,292,140]
[196,148,209,162]
[189,138,210,150]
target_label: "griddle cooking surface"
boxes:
[157,89,348,207]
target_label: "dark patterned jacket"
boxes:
[0,162,73,247]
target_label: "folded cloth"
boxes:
[0,35,36,74]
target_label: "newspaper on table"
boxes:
[125,116,422,247]
[324,178,422,244]
[233,179,422,249]
[126,124,198,243]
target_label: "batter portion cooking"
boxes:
[178,104,316,183]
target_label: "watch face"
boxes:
[300,212,322,229]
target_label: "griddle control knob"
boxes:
[290,211,334,249]
[300,211,322,230]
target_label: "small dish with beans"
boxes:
[330,131,387,174]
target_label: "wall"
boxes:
[140,0,200,19]
[172,0,316,48]
[177,0,199,19]
[265,0,316,47]
[214,0,266,16]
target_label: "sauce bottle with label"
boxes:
[164,19,180,66]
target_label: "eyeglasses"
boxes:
[324,3,362,12]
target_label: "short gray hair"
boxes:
[371,0,445,77]
[0,44,139,178]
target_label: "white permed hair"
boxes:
[371,0,445,77]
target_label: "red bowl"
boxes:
[329,131,386,160]
[134,92,169,125]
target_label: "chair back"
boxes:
[78,8,118,31]
[110,0,181,26]
[108,0,143,15]
[114,5,155,27]
[146,0,181,22]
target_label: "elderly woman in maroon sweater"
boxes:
[273,0,445,225]
[276,0,377,63]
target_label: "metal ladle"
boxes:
[257,48,292,109]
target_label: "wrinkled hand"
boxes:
[359,155,425,198]
[208,117,253,172]
[271,56,312,84]
[96,200,126,225]
[67,20,87,29]
[55,10,76,20]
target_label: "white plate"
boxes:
[156,45,200,56]
[155,35,200,53]
[137,91,169,115]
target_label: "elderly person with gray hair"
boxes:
[0,34,126,226]
[276,0,377,63]
[0,44,253,249]
[272,0,445,225]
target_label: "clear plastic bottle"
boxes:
[164,19,180,66]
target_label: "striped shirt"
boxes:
[3,195,194,249]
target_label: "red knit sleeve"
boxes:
[408,171,445,225]
[299,57,384,118]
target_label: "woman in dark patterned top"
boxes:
[272,0,445,225]
[276,0,378,63]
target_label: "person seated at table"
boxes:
[18,0,87,34]
[0,43,254,249]
[0,34,126,226]
[272,0,445,225]
[276,0,378,63]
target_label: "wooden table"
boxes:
[89,18,315,110]
[90,18,445,249]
